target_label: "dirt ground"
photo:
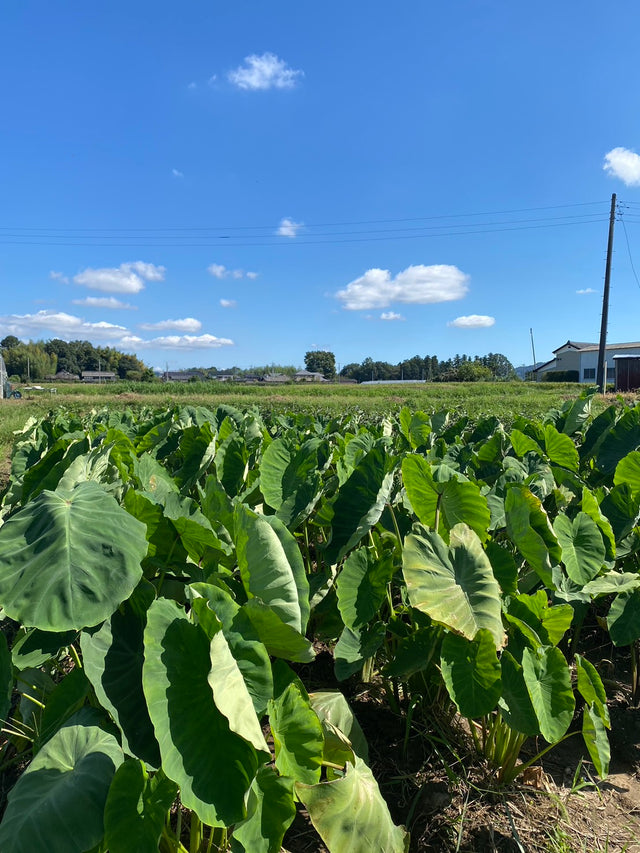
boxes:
[284,650,640,853]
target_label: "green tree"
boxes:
[304,350,336,379]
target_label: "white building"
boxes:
[533,340,640,384]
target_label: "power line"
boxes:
[0,200,609,235]
[618,209,640,291]
[0,217,609,248]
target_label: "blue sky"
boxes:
[3,1,640,372]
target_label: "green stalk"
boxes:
[190,813,202,852]
[69,643,83,670]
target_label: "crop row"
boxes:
[0,391,639,852]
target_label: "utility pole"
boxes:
[597,193,617,392]
[529,328,537,378]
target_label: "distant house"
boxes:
[45,371,80,382]
[81,371,117,383]
[532,340,640,385]
[263,373,291,384]
[294,369,326,383]
[162,370,205,382]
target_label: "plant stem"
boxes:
[69,643,83,670]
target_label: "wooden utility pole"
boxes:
[596,193,617,392]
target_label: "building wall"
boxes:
[579,347,640,382]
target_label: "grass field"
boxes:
[0,380,633,479]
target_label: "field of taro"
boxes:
[1,391,640,852]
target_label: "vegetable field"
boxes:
[1,390,640,851]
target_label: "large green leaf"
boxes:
[440,630,502,719]
[582,705,610,779]
[235,506,309,634]
[575,654,610,727]
[0,482,148,631]
[554,512,605,586]
[499,650,539,736]
[614,450,640,495]
[142,598,261,826]
[0,722,123,853]
[402,455,490,542]
[505,485,561,587]
[268,664,324,785]
[544,424,579,471]
[190,584,273,716]
[241,599,315,663]
[104,761,177,853]
[334,622,386,681]
[324,445,396,564]
[260,436,329,529]
[230,766,296,853]
[402,524,504,649]
[336,547,394,631]
[607,589,640,646]
[11,627,77,670]
[36,666,91,751]
[81,584,160,767]
[596,404,640,476]
[581,487,616,560]
[295,755,409,853]
[522,646,575,743]
[309,690,370,763]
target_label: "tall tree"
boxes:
[304,350,336,379]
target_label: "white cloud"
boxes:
[138,317,202,333]
[0,310,129,340]
[188,81,197,90]
[208,263,228,279]
[336,264,469,310]
[72,296,136,310]
[246,271,259,280]
[207,263,250,279]
[277,217,303,237]
[220,299,237,308]
[228,53,303,91]
[576,288,598,294]
[172,168,184,178]
[74,261,165,294]
[131,333,234,350]
[50,270,69,284]
[603,147,640,186]
[380,311,405,321]
[448,314,495,328]
[125,261,165,281]
[207,75,217,86]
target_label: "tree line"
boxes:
[338,352,517,383]
[0,336,152,382]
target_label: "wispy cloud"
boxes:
[172,168,184,178]
[72,296,136,310]
[380,311,404,321]
[207,263,255,279]
[277,217,303,238]
[138,317,202,333]
[603,147,640,186]
[220,299,237,308]
[124,333,234,350]
[50,270,69,284]
[336,264,469,310]
[576,288,598,294]
[448,314,495,328]
[74,261,165,294]
[228,53,303,91]
[246,271,259,280]
[188,81,197,90]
